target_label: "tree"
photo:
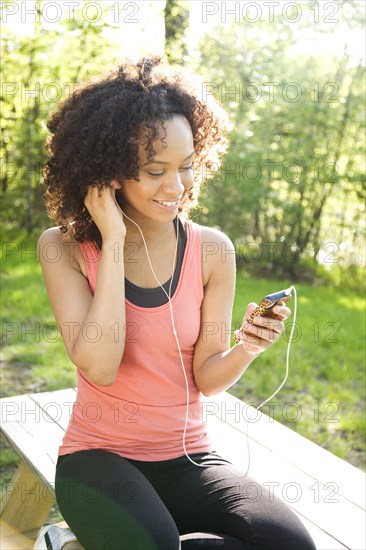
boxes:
[193,4,365,282]
[1,0,122,235]
[164,0,190,65]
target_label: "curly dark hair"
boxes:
[42,56,229,248]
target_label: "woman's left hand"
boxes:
[233,302,291,356]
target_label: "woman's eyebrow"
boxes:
[142,151,195,167]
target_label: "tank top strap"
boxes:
[182,220,203,302]
[79,219,202,298]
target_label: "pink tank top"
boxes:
[59,220,213,461]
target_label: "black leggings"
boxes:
[55,449,316,550]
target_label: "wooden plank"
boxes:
[0,392,70,533]
[1,389,364,549]
[203,392,366,509]
[298,516,348,550]
[0,463,54,532]
[28,388,76,431]
[1,394,64,488]
[205,413,365,550]
[0,518,35,550]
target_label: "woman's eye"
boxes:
[148,171,165,177]
[147,166,192,177]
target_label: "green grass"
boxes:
[1,231,78,393]
[1,232,365,471]
[230,271,365,469]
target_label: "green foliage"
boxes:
[164,0,190,65]
[191,2,365,288]
[1,0,123,234]
[2,0,364,291]
[0,448,21,468]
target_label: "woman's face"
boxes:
[118,116,195,224]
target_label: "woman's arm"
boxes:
[37,185,127,386]
[193,227,289,397]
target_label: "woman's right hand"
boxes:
[84,183,126,241]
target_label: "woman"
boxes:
[36,57,316,550]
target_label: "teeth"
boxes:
[157,200,178,206]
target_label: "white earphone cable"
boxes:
[119,209,208,468]
[240,285,298,477]
[256,284,297,410]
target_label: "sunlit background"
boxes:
[3,0,365,61]
[2,1,365,262]
[1,0,365,476]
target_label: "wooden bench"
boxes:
[1,389,365,549]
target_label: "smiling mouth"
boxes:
[154,199,181,207]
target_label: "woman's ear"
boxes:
[111,180,122,190]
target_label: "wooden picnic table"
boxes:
[1,388,365,549]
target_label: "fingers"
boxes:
[272,305,291,321]
[233,303,291,350]
[83,184,126,239]
[234,320,282,346]
[84,184,103,203]
[243,318,283,341]
[84,185,117,208]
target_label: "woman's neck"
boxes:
[123,216,177,248]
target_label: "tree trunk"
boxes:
[164,0,190,65]
[293,58,361,259]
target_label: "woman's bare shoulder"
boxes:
[37,226,87,277]
[193,223,235,286]
[198,224,233,244]
[197,224,235,262]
